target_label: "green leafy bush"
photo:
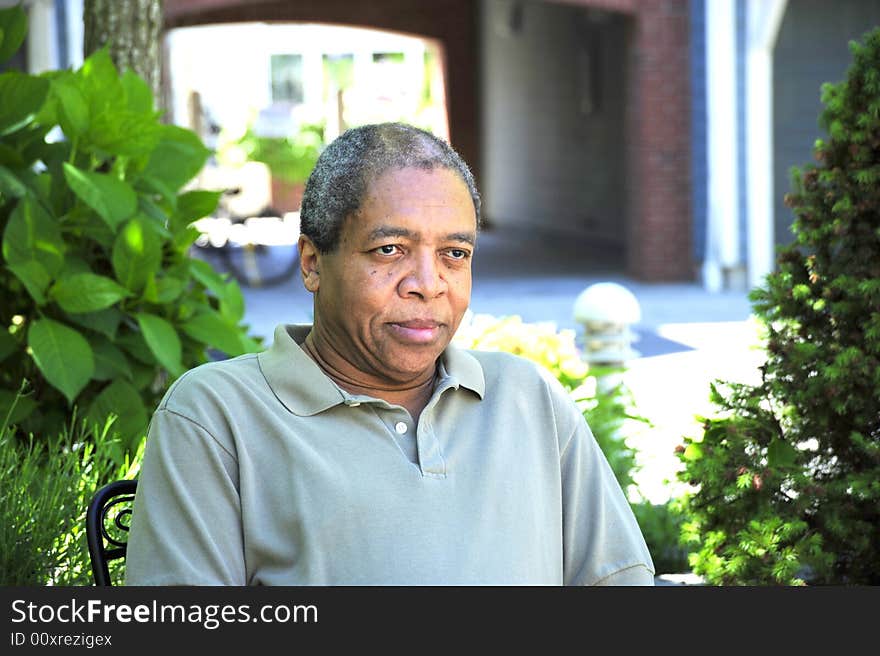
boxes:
[675,28,880,585]
[0,397,142,585]
[0,6,260,450]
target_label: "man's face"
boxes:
[302,166,477,385]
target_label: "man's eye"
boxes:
[376,245,399,255]
[447,249,470,260]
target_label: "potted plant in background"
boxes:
[234,121,325,215]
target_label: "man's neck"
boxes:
[301,332,437,423]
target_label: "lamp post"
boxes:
[573,282,641,374]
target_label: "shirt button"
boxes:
[394,421,408,435]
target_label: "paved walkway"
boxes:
[235,225,765,508]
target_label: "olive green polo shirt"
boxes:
[125,324,654,585]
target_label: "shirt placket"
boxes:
[339,382,453,478]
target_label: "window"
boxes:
[270,54,304,104]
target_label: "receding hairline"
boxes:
[361,162,478,204]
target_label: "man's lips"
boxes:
[388,320,443,343]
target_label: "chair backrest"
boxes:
[86,479,138,586]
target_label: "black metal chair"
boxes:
[86,479,138,586]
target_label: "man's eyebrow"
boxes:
[445,231,476,246]
[367,226,416,241]
[366,226,476,245]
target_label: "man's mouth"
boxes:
[388,320,443,343]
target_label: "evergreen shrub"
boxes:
[675,28,880,585]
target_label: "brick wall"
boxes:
[625,0,693,280]
[543,0,693,280]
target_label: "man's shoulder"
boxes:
[463,348,568,398]
[161,352,263,409]
[464,346,585,412]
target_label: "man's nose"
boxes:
[399,252,447,299]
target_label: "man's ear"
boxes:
[298,235,321,293]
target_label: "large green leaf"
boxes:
[86,379,148,445]
[174,189,222,225]
[112,217,162,293]
[151,276,186,304]
[143,272,187,305]
[49,272,131,313]
[219,280,246,323]
[62,163,137,230]
[90,108,161,158]
[80,47,121,96]
[6,261,50,304]
[141,124,211,191]
[172,224,203,253]
[27,318,95,405]
[0,71,49,136]
[77,49,159,157]
[135,312,184,376]
[186,256,245,321]
[121,69,155,114]
[51,75,89,138]
[2,197,65,302]
[188,257,231,296]
[181,310,248,357]
[0,4,28,64]
[3,197,66,270]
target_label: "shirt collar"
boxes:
[258,324,485,416]
[258,325,344,416]
[439,341,485,399]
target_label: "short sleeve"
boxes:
[559,414,656,586]
[125,407,246,586]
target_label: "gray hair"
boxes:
[299,122,481,253]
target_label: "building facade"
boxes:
[7,0,880,289]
